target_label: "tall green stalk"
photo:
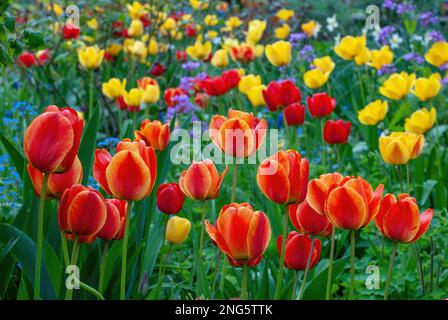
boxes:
[241,264,248,300]
[384,241,398,300]
[349,230,356,300]
[199,200,207,257]
[120,201,133,300]
[98,241,110,295]
[297,235,315,300]
[65,237,80,300]
[274,205,289,300]
[325,227,336,300]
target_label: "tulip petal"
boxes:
[383,198,420,242]
[409,209,434,243]
[67,190,106,236]
[247,211,271,260]
[257,159,290,203]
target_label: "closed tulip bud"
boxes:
[97,199,127,240]
[17,51,36,67]
[263,80,301,112]
[150,62,166,76]
[78,46,105,69]
[206,203,271,266]
[257,150,309,204]
[93,139,157,200]
[307,92,336,118]
[323,119,351,144]
[211,49,229,68]
[301,20,320,38]
[379,72,416,100]
[334,35,367,61]
[179,159,228,201]
[210,109,268,158]
[404,107,436,134]
[28,156,83,199]
[176,50,188,62]
[283,103,305,126]
[277,232,321,270]
[312,56,335,74]
[358,100,388,125]
[275,24,290,39]
[375,194,433,243]
[265,40,291,67]
[246,85,266,107]
[165,216,191,244]
[424,41,448,67]
[148,38,159,56]
[24,106,83,173]
[58,184,107,242]
[289,201,332,237]
[63,24,80,39]
[246,19,266,44]
[186,35,212,61]
[412,73,442,102]
[238,74,262,95]
[102,78,127,100]
[369,45,394,70]
[379,132,424,164]
[138,77,160,104]
[135,119,170,151]
[156,183,185,214]
[276,9,294,21]
[304,68,330,89]
[128,19,144,37]
[123,88,143,112]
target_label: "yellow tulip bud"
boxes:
[162,17,177,31]
[265,40,291,67]
[275,24,290,39]
[379,132,424,164]
[102,78,127,100]
[354,47,370,65]
[412,73,441,102]
[225,16,242,29]
[211,49,229,68]
[276,9,294,21]
[334,35,367,61]
[238,74,262,94]
[246,85,266,107]
[379,72,416,100]
[106,43,122,56]
[78,46,105,69]
[123,88,143,107]
[48,3,63,17]
[186,35,212,60]
[87,18,98,30]
[425,41,448,67]
[246,19,267,44]
[304,68,330,89]
[165,216,191,244]
[128,19,144,37]
[312,56,335,74]
[369,45,394,70]
[204,14,218,26]
[128,40,147,61]
[141,84,160,104]
[358,100,388,125]
[148,37,159,56]
[404,107,436,134]
[127,1,148,19]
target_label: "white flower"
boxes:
[334,33,341,45]
[390,33,403,49]
[326,15,338,32]
[313,22,322,37]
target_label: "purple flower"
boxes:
[419,12,438,27]
[441,77,448,86]
[179,76,195,92]
[299,44,315,62]
[377,64,397,76]
[427,31,445,42]
[383,0,396,10]
[166,94,198,122]
[439,63,448,72]
[403,52,425,64]
[396,2,415,15]
[289,33,306,47]
[181,61,200,71]
[377,26,395,45]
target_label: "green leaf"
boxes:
[0,131,25,180]
[0,42,13,66]
[23,30,44,49]
[79,106,101,185]
[421,180,437,206]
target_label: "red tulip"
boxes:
[115,96,128,110]
[289,200,333,237]
[176,51,188,62]
[17,51,36,68]
[63,24,80,39]
[262,80,302,112]
[199,69,241,96]
[156,183,185,214]
[185,24,197,37]
[164,87,188,107]
[323,119,351,144]
[283,103,306,126]
[257,150,309,204]
[205,203,271,267]
[24,106,84,173]
[93,139,157,201]
[307,92,336,118]
[179,159,228,201]
[28,156,83,199]
[277,231,321,270]
[195,93,209,109]
[97,199,128,240]
[58,184,107,243]
[375,194,433,243]
[150,62,166,77]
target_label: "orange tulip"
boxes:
[24,105,83,173]
[210,109,268,158]
[97,199,128,240]
[375,194,433,243]
[135,119,170,151]
[27,156,83,199]
[289,200,332,237]
[256,150,309,204]
[277,231,321,270]
[58,184,107,243]
[93,139,157,200]
[205,202,271,266]
[179,159,228,200]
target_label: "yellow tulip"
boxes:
[226,16,242,29]
[221,38,239,51]
[369,45,394,70]
[246,19,266,44]
[276,9,294,21]
[87,18,98,30]
[82,36,95,44]
[358,100,388,125]
[207,30,219,40]
[275,24,290,39]
[186,35,212,60]
[123,88,143,107]
[425,41,448,67]
[162,17,177,31]
[141,84,160,104]
[404,107,436,134]
[128,40,147,61]
[334,35,367,61]
[170,30,183,41]
[211,49,229,68]
[238,74,262,94]
[247,85,266,107]
[379,72,416,100]
[78,46,104,69]
[189,0,204,10]
[304,68,330,89]
[412,73,441,101]
[128,19,144,37]
[354,47,370,65]
[102,78,127,100]
[106,43,122,56]
[254,44,264,57]
[379,132,424,164]
[165,216,191,244]
[301,20,320,38]
[148,37,159,55]
[265,40,291,67]
[127,1,148,19]
[204,14,218,26]
[312,56,335,74]
[48,3,63,17]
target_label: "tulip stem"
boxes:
[349,230,356,300]
[297,235,315,300]
[356,66,366,107]
[98,241,110,295]
[34,172,49,300]
[120,201,133,300]
[231,164,238,202]
[291,270,299,300]
[78,278,105,300]
[414,243,425,296]
[199,200,207,257]
[60,232,70,267]
[274,205,289,300]
[406,163,411,194]
[211,251,222,294]
[397,165,403,193]
[282,109,290,147]
[325,225,336,300]
[384,241,398,300]
[88,70,94,119]
[241,264,249,300]
[320,118,326,171]
[65,237,80,300]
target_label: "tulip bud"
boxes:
[404,107,436,134]
[165,216,191,244]
[289,201,332,237]
[78,46,105,69]
[97,199,127,240]
[283,103,305,126]
[262,80,301,112]
[102,78,127,100]
[304,68,330,89]
[277,232,321,270]
[63,24,80,39]
[135,119,170,151]
[425,41,448,67]
[150,62,166,76]
[211,49,229,68]
[379,132,424,164]
[323,119,351,144]
[307,92,336,118]
[157,183,185,214]
[358,100,388,126]
[164,87,187,107]
[265,40,291,67]
[379,72,416,100]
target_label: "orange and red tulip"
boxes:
[27,156,83,199]
[375,194,433,243]
[209,109,268,158]
[256,150,309,204]
[24,105,83,173]
[93,139,157,200]
[179,159,228,201]
[277,231,321,270]
[58,184,107,243]
[205,203,271,267]
[289,200,332,237]
[135,119,170,151]
[97,199,128,240]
